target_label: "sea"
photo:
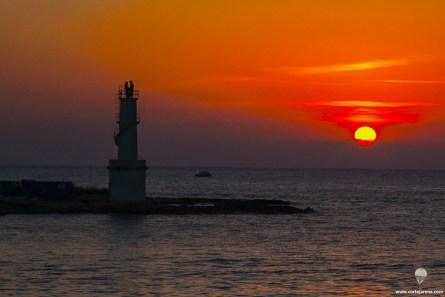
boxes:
[0,167,444,296]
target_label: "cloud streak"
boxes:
[307,100,429,108]
[200,59,413,85]
[372,79,445,84]
[305,100,430,130]
[278,59,408,75]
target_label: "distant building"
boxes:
[0,180,74,200]
[108,83,147,202]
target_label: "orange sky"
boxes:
[95,0,445,141]
[1,0,445,167]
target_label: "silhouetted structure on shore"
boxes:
[108,82,147,201]
[0,180,74,200]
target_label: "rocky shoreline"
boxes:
[0,192,314,215]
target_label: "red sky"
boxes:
[1,1,445,168]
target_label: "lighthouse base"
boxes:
[108,159,147,202]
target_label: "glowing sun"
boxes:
[354,126,377,146]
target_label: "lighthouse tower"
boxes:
[108,82,147,202]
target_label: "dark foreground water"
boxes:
[0,167,445,296]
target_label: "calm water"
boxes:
[1,167,445,296]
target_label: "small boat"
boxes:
[195,170,212,178]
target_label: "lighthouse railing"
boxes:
[117,87,140,99]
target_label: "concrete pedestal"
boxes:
[108,159,147,202]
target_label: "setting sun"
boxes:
[354,126,377,146]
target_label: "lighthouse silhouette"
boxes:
[108,82,147,201]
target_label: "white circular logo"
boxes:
[415,267,427,287]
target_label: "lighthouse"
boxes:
[108,82,147,202]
